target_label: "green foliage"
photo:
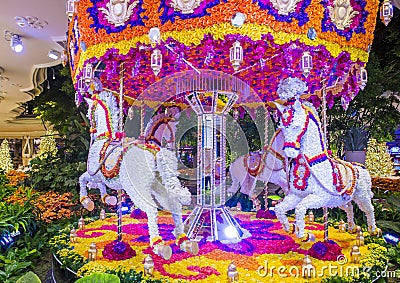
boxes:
[327,13,400,154]
[342,127,368,151]
[28,65,90,194]
[0,246,40,283]
[29,153,86,193]
[0,140,13,173]
[0,201,38,235]
[75,273,120,283]
[16,271,41,283]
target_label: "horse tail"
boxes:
[156,148,191,205]
[356,166,373,199]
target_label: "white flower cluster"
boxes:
[277,77,308,100]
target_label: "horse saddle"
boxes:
[331,158,358,196]
[100,140,124,179]
[243,151,264,177]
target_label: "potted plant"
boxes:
[343,127,369,164]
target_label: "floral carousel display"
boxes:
[53,0,395,281]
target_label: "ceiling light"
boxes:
[10,34,23,53]
[48,50,60,60]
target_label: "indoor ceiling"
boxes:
[0,0,67,139]
[0,0,399,140]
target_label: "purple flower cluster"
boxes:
[307,240,343,261]
[103,241,136,260]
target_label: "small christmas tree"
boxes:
[0,139,13,173]
[366,138,395,177]
[37,130,58,159]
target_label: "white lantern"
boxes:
[308,211,314,222]
[77,77,84,92]
[227,261,239,282]
[151,49,162,76]
[144,254,154,276]
[84,64,93,84]
[100,209,106,220]
[88,242,97,261]
[350,245,361,264]
[358,67,368,90]
[66,0,76,20]
[301,51,312,77]
[230,41,243,71]
[78,217,85,230]
[380,0,393,26]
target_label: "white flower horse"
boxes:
[273,78,377,239]
[228,129,289,197]
[79,89,193,259]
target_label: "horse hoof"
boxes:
[105,196,117,206]
[370,228,382,237]
[81,197,95,211]
[154,244,172,260]
[180,241,199,255]
[301,233,316,242]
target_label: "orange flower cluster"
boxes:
[5,188,77,223]
[6,170,28,187]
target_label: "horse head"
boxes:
[84,91,119,139]
[274,99,308,158]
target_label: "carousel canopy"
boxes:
[68,0,380,109]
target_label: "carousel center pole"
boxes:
[321,80,329,241]
[117,62,125,242]
[183,90,247,242]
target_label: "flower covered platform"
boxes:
[55,210,387,283]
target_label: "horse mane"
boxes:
[97,90,120,133]
[144,112,168,137]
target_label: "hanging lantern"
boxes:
[338,220,346,233]
[358,66,368,90]
[230,41,243,71]
[233,108,239,120]
[301,51,312,77]
[143,255,154,276]
[380,0,393,26]
[100,208,106,220]
[78,217,85,230]
[70,228,78,243]
[88,242,97,261]
[307,211,314,222]
[83,64,93,84]
[302,255,315,278]
[66,0,76,20]
[350,245,361,263]
[151,49,162,76]
[356,230,364,246]
[227,261,239,282]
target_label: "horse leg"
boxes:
[340,202,356,232]
[353,195,377,233]
[79,172,94,211]
[227,172,240,194]
[353,169,378,234]
[97,182,117,206]
[274,194,302,233]
[294,194,331,239]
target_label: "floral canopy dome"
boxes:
[68,0,379,109]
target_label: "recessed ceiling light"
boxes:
[48,50,60,60]
[15,16,48,29]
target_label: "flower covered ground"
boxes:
[56,210,387,283]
